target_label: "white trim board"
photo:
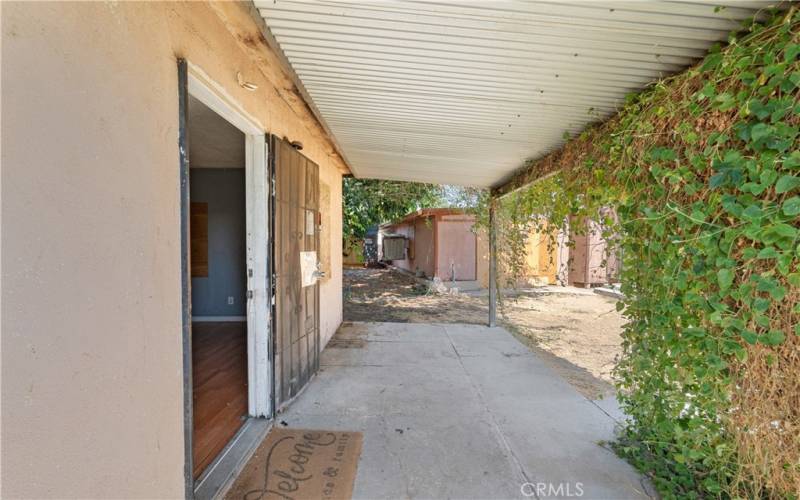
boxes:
[187,65,272,421]
[187,63,265,135]
[192,316,247,322]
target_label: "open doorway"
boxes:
[180,64,271,493]
[188,95,248,478]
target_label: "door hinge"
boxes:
[247,290,254,299]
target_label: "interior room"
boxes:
[187,95,248,479]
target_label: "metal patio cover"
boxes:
[256,0,775,187]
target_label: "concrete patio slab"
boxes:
[275,322,653,500]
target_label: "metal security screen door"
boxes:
[270,135,320,411]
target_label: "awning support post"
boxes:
[488,197,497,327]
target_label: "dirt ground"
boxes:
[344,267,488,324]
[343,266,624,398]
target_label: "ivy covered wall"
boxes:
[488,9,799,498]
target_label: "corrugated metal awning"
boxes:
[256,0,775,187]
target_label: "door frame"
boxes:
[179,59,272,495]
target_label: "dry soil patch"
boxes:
[342,267,623,398]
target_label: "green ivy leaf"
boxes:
[760,168,778,186]
[753,297,771,312]
[709,173,727,189]
[784,151,800,169]
[750,123,772,142]
[714,92,737,111]
[740,182,766,195]
[755,313,771,327]
[742,205,763,219]
[757,247,778,259]
[717,268,734,291]
[699,82,717,100]
[769,223,798,240]
[761,330,785,346]
[782,197,800,216]
[742,330,759,345]
[649,147,677,162]
[790,71,800,89]
[775,175,800,194]
[785,44,800,63]
[770,286,787,301]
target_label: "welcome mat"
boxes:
[226,428,363,500]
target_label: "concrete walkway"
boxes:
[278,322,653,499]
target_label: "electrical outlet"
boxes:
[227,296,234,305]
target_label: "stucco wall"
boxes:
[476,226,560,288]
[436,215,477,281]
[385,222,414,272]
[522,225,558,286]
[318,163,344,347]
[568,217,619,286]
[413,218,436,278]
[1,2,345,498]
[381,218,435,278]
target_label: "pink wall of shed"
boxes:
[436,216,477,281]
[413,218,436,278]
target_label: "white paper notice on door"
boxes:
[300,251,318,287]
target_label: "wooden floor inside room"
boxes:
[192,321,248,479]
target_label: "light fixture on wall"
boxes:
[283,136,303,150]
[236,72,258,91]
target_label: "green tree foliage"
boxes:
[477,9,799,498]
[342,177,445,240]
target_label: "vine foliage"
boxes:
[483,9,799,498]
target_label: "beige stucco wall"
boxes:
[411,217,436,278]
[387,213,480,282]
[567,216,619,286]
[384,221,414,272]
[522,226,558,285]
[381,218,435,278]
[413,218,436,278]
[476,226,559,288]
[318,164,344,347]
[2,2,345,498]
[436,215,477,281]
